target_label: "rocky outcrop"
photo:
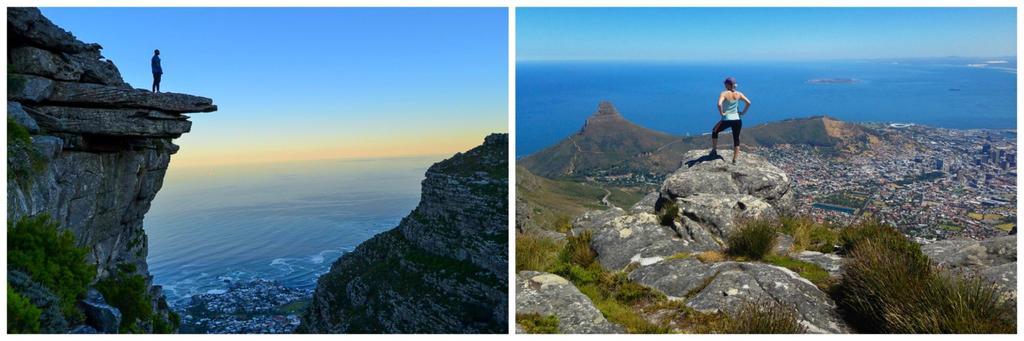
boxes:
[300,134,508,333]
[922,235,1017,301]
[562,149,850,333]
[515,271,623,334]
[572,149,794,271]
[7,7,215,333]
[629,259,848,333]
[660,149,792,238]
[662,149,793,208]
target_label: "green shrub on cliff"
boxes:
[516,313,560,333]
[95,263,154,333]
[726,219,777,260]
[834,222,1015,333]
[7,214,95,322]
[7,286,42,334]
[7,117,47,186]
[715,299,806,334]
[8,117,31,145]
[779,216,838,253]
[837,220,915,254]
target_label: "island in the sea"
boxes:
[807,78,861,84]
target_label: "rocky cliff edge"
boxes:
[7,7,216,333]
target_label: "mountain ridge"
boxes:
[520,101,880,179]
[300,134,508,333]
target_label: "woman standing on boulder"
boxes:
[711,77,750,164]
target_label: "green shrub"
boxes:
[658,200,679,226]
[151,313,177,334]
[763,255,832,290]
[716,299,806,334]
[835,235,1015,333]
[7,286,42,334]
[885,274,1015,333]
[780,216,838,253]
[553,216,572,233]
[8,117,31,145]
[560,230,597,267]
[516,313,559,333]
[838,220,917,256]
[806,224,839,253]
[95,263,153,333]
[7,215,95,322]
[7,117,48,186]
[515,232,562,272]
[726,219,778,260]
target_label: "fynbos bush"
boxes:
[716,299,806,334]
[726,219,777,260]
[835,223,1015,333]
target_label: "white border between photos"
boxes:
[2,0,1022,340]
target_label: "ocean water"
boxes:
[517,59,1017,157]
[146,157,436,305]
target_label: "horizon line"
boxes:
[516,55,1020,63]
[168,152,457,170]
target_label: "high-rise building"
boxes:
[935,159,944,171]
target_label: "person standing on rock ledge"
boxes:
[151,49,162,92]
[711,77,751,164]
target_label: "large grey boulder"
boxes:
[79,288,122,334]
[516,271,623,334]
[628,192,660,214]
[674,193,777,239]
[571,207,626,234]
[629,258,849,333]
[922,235,1016,300]
[661,149,793,209]
[587,211,719,271]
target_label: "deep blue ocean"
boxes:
[146,157,434,305]
[517,58,1017,157]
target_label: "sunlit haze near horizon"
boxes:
[41,8,508,169]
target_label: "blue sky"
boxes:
[517,7,1017,61]
[42,7,508,167]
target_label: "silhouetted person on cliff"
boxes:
[711,77,751,164]
[151,49,162,93]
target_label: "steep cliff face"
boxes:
[300,134,508,333]
[7,7,216,333]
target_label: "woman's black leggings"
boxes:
[712,119,742,145]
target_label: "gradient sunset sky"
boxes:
[42,7,508,168]
[518,7,1016,61]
